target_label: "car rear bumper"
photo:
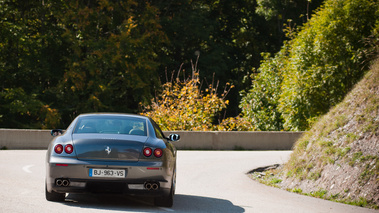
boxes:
[49,179,171,196]
[46,156,173,197]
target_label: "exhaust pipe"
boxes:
[62,179,70,187]
[151,183,159,190]
[55,178,70,187]
[56,179,63,186]
[144,182,159,190]
[144,182,152,190]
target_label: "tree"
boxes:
[256,0,324,44]
[0,0,328,129]
[279,0,379,130]
[0,0,168,128]
[239,49,288,131]
[240,0,379,131]
[0,0,67,128]
[152,0,324,117]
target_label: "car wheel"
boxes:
[45,182,65,202]
[154,187,174,207]
[154,169,175,207]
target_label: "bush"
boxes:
[142,67,233,131]
[240,0,379,131]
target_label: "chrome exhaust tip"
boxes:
[144,182,152,190]
[151,183,159,190]
[144,181,159,190]
[56,179,63,186]
[62,179,70,187]
[56,178,70,187]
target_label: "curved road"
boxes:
[0,150,376,213]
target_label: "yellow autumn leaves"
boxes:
[142,72,251,131]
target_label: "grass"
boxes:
[249,169,282,188]
[337,147,350,158]
[250,168,379,209]
[359,156,379,184]
[345,197,370,208]
[248,59,379,209]
[349,152,363,166]
[307,189,328,198]
[291,188,303,193]
[270,177,282,184]
[345,133,358,144]
[308,170,321,181]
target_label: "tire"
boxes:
[154,187,173,207]
[154,169,176,207]
[45,182,65,202]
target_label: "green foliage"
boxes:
[240,49,288,131]
[0,0,167,128]
[256,0,324,45]
[270,177,282,184]
[152,0,323,116]
[308,189,328,198]
[56,0,167,121]
[279,0,379,130]
[2,0,375,130]
[276,58,379,208]
[241,0,379,131]
[291,188,303,193]
[0,0,325,129]
[308,170,322,180]
[0,0,67,128]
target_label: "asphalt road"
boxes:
[0,150,376,213]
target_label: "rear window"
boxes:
[74,116,147,136]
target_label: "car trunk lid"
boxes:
[72,134,147,162]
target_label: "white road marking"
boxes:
[22,165,34,173]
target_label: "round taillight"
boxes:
[143,147,152,157]
[154,148,163,158]
[65,144,74,154]
[54,144,63,154]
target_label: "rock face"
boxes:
[278,59,379,208]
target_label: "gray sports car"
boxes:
[45,113,180,207]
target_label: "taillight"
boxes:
[143,147,163,158]
[65,144,74,154]
[54,144,63,154]
[143,147,152,157]
[154,148,163,158]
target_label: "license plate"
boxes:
[89,168,126,178]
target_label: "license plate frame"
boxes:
[89,168,126,178]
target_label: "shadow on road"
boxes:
[174,194,245,212]
[62,193,245,212]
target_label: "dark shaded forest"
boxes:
[1,0,377,130]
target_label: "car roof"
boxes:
[77,113,149,120]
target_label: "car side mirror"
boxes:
[51,129,64,137]
[168,134,180,142]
